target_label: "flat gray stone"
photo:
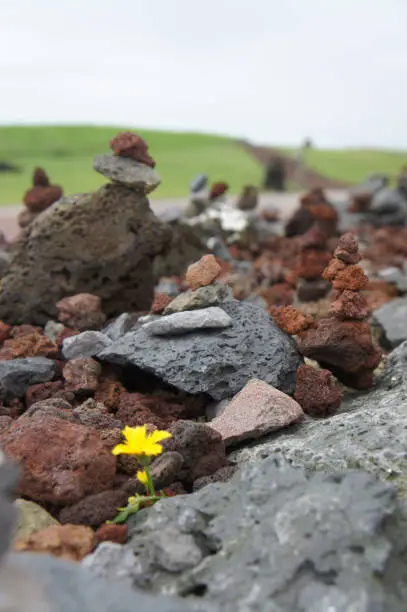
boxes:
[0,358,56,399]
[93,154,161,194]
[98,300,302,400]
[231,341,407,491]
[143,308,233,336]
[83,456,407,611]
[164,285,232,315]
[373,297,407,348]
[103,313,138,341]
[62,331,112,359]
[210,379,304,446]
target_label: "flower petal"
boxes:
[149,430,172,444]
[137,469,148,485]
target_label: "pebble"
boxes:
[142,307,233,336]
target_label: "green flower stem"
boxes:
[108,495,162,524]
[144,463,156,497]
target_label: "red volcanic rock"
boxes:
[116,392,201,430]
[348,192,372,213]
[300,225,329,250]
[1,415,116,505]
[0,332,59,360]
[258,283,295,307]
[95,523,128,545]
[332,265,369,291]
[63,357,101,395]
[297,318,381,390]
[23,168,63,213]
[285,207,315,237]
[269,305,314,335]
[25,380,69,407]
[109,132,156,168]
[185,254,221,289]
[209,182,229,201]
[56,294,106,332]
[0,415,12,435]
[150,292,172,314]
[294,364,342,417]
[10,325,42,338]
[14,524,96,562]
[323,258,346,281]
[334,233,361,264]
[329,290,370,320]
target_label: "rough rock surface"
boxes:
[83,456,407,611]
[0,357,56,399]
[143,307,233,336]
[210,379,303,446]
[1,552,213,612]
[56,293,106,331]
[185,255,221,289]
[93,155,161,193]
[373,296,407,348]
[164,284,232,314]
[232,340,407,490]
[98,300,302,399]
[1,415,116,504]
[294,364,342,417]
[153,222,207,281]
[14,524,96,562]
[15,499,60,540]
[0,184,171,325]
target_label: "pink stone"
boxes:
[209,379,304,446]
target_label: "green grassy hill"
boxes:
[0,126,406,206]
[0,126,263,205]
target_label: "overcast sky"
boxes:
[1,0,406,148]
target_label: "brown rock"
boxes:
[166,420,229,486]
[185,255,221,289]
[269,305,314,335]
[95,523,128,545]
[22,397,73,421]
[1,415,116,504]
[94,379,124,412]
[334,232,361,264]
[59,489,128,526]
[296,250,331,281]
[332,265,369,291]
[297,279,331,303]
[10,324,42,338]
[56,294,106,332]
[209,182,229,201]
[116,392,193,430]
[14,524,96,562]
[63,357,101,394]
[210,379,304,446]
[294,364,342,417]
[0,332,59,360]
[329,290,370,320]
[109,132,156,168]
[151,292,172,314]
[259,283,295,307]
[193,465,237,491]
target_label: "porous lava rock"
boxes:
[109,132,156,168]
[294,364,342,417]
[56,294,106,331]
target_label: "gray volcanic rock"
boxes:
[98,300,302,399]
[62,331,112,359]
[0,184,171,325]
[373,296,407,348]
[143,307,233,336]
[231,341,407,492]
[93,155,161,193]
[154,222,207,281]
[83,456,407,611]
[0,358,56,400]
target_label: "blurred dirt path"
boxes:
[0,190,348,242]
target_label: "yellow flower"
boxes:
[137,469,148,485]
[127,496,137,504]
[112,425,172,457]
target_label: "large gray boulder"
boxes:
[98,300,302,399]
[0,185,171,325]
[373,296,407,348]
[231,340,407,492]
[83,456,407,611]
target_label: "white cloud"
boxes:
[1,0,407,147]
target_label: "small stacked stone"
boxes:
[285,188,338,238]
[295,225,332,302]
[93,131,161,194]
[19,168,63,228]
[297,232,382,389]
[237,185,258,211]
[209,182,229,202]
